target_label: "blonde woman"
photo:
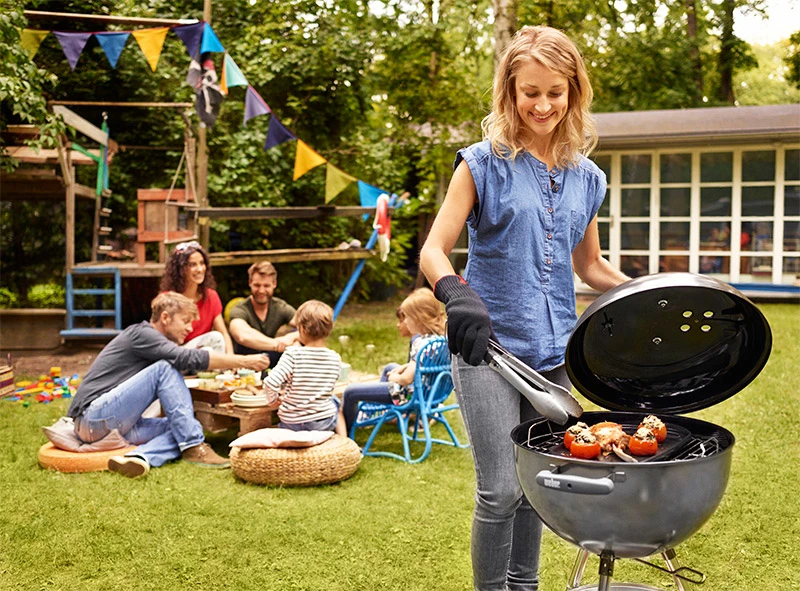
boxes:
[420,26,629,590]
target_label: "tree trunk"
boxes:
[493,0,518,67]
[686,0,704,104]
[717,0,736,104]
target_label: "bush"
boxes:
[0,287,18,309]
[27,283,65,308]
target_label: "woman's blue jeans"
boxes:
[453,356,570,591]
[74,360,205,467]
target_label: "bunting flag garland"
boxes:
[264,116,296,150]
[53,31,91,70]
[224,54,248,88]
[21,23,399,207]
[325,163,357,203]
[95,32,130,68]
[293,140,327,180]
[244,85,270,125]
[173,22,204,59]
[131,27,169,72]
[20,29,49,57]
[200,23,225,53]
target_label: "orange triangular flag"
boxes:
[219,57,228,95]
[20,29,49,57]
[324,163,357,203]
[131,27,169,72]
[293,140,327,181]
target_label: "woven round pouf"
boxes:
[38,442,138,473]
[230,434,362,486]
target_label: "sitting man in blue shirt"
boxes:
[67,291,270,478]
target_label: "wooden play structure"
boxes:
[2,100,380,339]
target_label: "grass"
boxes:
[1,299,798,590]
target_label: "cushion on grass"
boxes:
[230,434,361,486]
[229,428,333,449]
[38,442,138,473]
[42,416,130,452]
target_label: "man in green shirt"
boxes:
[228,261,298,365]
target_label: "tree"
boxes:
[0,1,62,172]
[784,30,800,89]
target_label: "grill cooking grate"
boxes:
[519,421,724,462]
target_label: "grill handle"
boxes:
[535,469,620,495]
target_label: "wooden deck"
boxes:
[73,247,374,277]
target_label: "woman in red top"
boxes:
[160,241,234,353]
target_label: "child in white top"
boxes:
[263,300,345,435]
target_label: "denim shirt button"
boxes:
[547,233,553,240]
[553,184,559,192]
[547,207,553,213]
[546,259,552,265]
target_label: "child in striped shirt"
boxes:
[263,300,346,435]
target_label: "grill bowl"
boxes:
[512,411,734,559]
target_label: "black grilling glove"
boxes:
[434,275,494,366]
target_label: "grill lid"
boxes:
[566,272,772,414]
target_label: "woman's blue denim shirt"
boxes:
[457,140,606,371]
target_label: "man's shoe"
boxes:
[108,455,150,478]
[181,443,230,469]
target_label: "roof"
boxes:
[594,103,800,149]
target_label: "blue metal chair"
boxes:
[350,336,469,463]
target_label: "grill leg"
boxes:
[597,551,615,591]
[662,548,686,591]
[566,548,591,590]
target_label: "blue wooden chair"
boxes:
[350,336,469,463]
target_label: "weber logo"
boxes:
[542,478,561,489]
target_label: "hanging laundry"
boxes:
[191,54,225,127]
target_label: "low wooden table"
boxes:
[190,372,379,436]
[193,400,280,436]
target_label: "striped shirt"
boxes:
[264,346,341,424]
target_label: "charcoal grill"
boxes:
[508,273,772,591]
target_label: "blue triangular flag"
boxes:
[200,23,225,53]
[358,180,385,208]
[53,31,91,71]
[173,22,204,58]
[264,117,296,150]
[95,32,130,68]
[244,85,270,125]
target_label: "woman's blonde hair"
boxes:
[400,288,446,336]
[295,300,334,340]
[482,26,597,168]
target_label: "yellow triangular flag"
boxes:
[20,29,49,57]
[293,140,327,181]
[324,163,357,203]
[131,27,169,72]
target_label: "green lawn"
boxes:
[0,300,798,590]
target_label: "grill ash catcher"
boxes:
[497,273,772,591]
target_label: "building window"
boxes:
[592,144,799,287]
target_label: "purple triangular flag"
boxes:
[53,31,91,71]
[244,85,271,125]
[264,117,296,150]
[173,22,204,59]
[95,32,129,68]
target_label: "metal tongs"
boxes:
[485,339,583,425]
